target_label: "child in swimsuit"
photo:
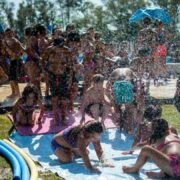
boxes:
[122,118,180,179]
[80,74,114,128]
[51,121,114,173]
[12,85,44,125]
[122,104,162,155]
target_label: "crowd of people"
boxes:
[0,19,179,178]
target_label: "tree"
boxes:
[15,2,37,38]
[33,0,56,27]
[0,0,15,28]
[104,0,151,41]
[56,0,83,24]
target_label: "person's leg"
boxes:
[0,66,8,83]
[55,148,73,163]
[13,81,20,97]
[60,99,68,124]
[122,145,174,177]
[101,104,111,128]
[52,96,59,125]
[45,73,49,97]
[69,83,78,113]
[146,170,166,179]
[125,104,135,134]
[7,81,15,98]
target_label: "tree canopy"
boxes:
[0,0,179,41]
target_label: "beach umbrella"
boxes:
[129,7,172,24]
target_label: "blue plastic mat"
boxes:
[9,129,176,180]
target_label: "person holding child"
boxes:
[51,121,114,173]
[122,118,180,179]
[12,85,44,126]
[80,74,114,128]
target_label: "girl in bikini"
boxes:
[51,121,114,173]
[123,118,180,179]
[122,104,162,155]
[12,85,44,126]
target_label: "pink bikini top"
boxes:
[156,140,180,151]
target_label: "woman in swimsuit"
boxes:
[51,121,114,173]
[12,85,44,126]
[122,118,180,179]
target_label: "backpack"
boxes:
[112,80,134,104]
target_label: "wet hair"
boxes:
[91,74,105,84]
[36,24,46,35]
[25,27,37,37]
[150,118,169,144]
[67,31,80,42]
[53,37,65,47]
[144,104,162,121]
[95,32,101,40]
[5,28,12,32]
[22,85,39,102]
[66,23,75,32]
[25,27,33,36]
[154,20,163,27]
[67,121,103,142]
[143,17,152,25]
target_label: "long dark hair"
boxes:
[67,121,103,142]
[22,85,39,103]
[150,118,169,144]
[144,104,162,122]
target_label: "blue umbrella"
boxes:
[129,7,172,24]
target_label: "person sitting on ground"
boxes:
[80,74,114,128]
[12,85,44,126]
[122,104,162,155]
[122,118,180,179]
[51,121,114,173]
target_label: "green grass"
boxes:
[0,114,63,179]
[0,104,179,179]
[162,105,180,132]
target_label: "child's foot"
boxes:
[146,171,165,178]
[122,166,139,173]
